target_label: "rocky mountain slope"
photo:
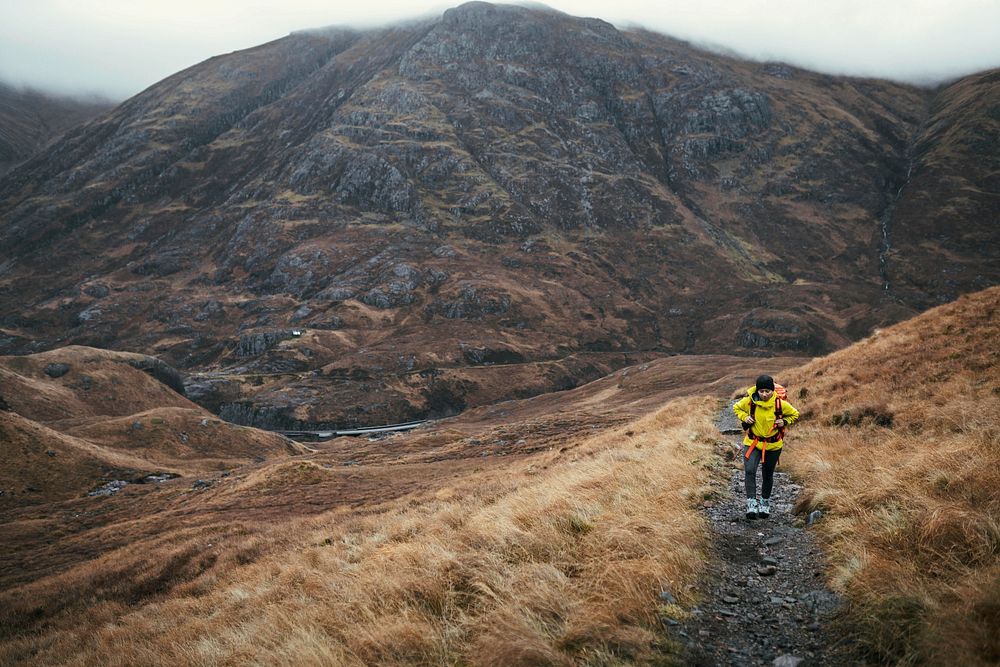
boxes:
[0,2,997,427]
[0,83,112,176]
[882,68,1000,309]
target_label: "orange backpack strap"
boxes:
[745,398,760,458]
[745,398,761,460]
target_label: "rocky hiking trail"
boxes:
[665,405,857,666]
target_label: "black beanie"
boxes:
[755,375,775,391]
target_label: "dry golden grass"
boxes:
[0,346,196,423]
[0,397,724,666]
[780,286,1000,666]
[9,285,998,665]
[65,407,309,464]
[0,410,156,505]
[0,347,306,507]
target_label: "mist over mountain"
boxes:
[5,0,1000,98]
[1,2,997,429]
[0,83,114,176]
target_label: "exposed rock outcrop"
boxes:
[44,363,71,378]
[236,331,292,358]
[125,356,187,395]
[1,2,997,425]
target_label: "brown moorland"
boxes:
[0,346,308,507]
[2,286,998,665]
[781,285,1000,666]
[0,355,799,665]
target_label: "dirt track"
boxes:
[668,409,858,666]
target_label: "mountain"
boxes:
[0,83,113,176]
[0,2,997,428]
[881,68,1000,308]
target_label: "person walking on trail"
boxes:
[733,375,800,520]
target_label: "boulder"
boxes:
[194,300,225,322]
[83,284,110,298]
[88,480,128,497]
[44,363,71,378]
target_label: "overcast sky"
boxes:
[2,0,999,99]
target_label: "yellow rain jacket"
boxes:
[733,387,800,452]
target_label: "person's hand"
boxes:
[742,417,755,426]
[774,418,785,427]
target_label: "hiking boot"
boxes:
[746,498,758,520]
[758,498,771,518]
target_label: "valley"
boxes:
[2,287,998,665]
[1,2,998,665]
[1,3,996,428]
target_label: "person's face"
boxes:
[757,387,773,400]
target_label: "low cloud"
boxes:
[593,0,1000,85]
[1,0,998,98]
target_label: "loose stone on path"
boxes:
[664,403,857,665]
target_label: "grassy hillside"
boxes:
[1,355,796,665]
[1,284,997,665]
[781,286,1000,665]
[0,410,157,504]
[0,399,725,665]
[0,346,307,507]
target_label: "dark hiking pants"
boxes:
[743,445,782,499]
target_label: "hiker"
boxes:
[733,375,800,520]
